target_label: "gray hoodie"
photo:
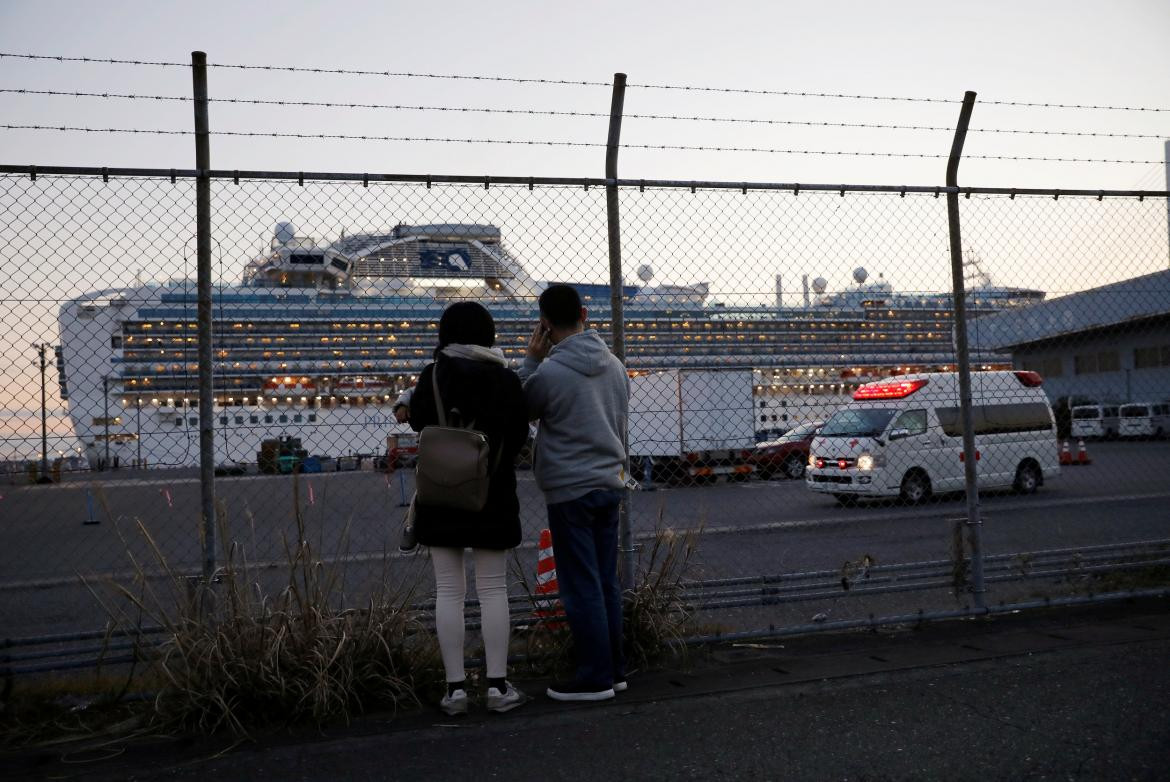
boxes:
[518,329,629,504]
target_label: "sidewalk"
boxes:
[9,599,1169,781]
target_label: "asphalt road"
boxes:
[2,441,1168,639]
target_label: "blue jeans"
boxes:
[547,489,626,689]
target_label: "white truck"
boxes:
[628,369,757,484]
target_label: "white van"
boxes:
[806,371,1059,503]
[1070,404,1121,439]
[1118,402,1170,439]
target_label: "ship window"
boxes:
[329,259,348,271]
[264,414,274,423]
[175,419,183,428]
[218,415,227,425]
[235,415,244,424]
[760,415,768,423]
[279,414,289,423]
[308,414,317,422]
[111,336,122,349]
[293,414,303,423]
[250,415,259,424]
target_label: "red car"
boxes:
[749,421,824,480]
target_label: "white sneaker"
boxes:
[440,688,469,716]
[486,682,529,713]
[613,678,628,692]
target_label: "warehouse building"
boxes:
[971,268,1170,406]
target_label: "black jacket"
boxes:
[409,356,529,550]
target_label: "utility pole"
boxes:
[35,343,51,482]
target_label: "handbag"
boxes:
[415,363,496,512]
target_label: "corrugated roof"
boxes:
[970,268,1170,350]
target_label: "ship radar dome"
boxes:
[812,277,828,294]
[637,264,655,282]
[852,267,868,284]
[274,221,296,245]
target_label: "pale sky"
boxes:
[1,0,1169,189]
[2,0,1170,440]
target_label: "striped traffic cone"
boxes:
[1059,439,1073,466]
[1076,438,1092,465]
[534,529,565,629]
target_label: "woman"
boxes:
[408,301,530,715]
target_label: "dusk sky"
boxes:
[2,0,1170,447]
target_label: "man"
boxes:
[519,284,629,702]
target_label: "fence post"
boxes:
[945,90,986,610]
[191,51,216,583]
[604,72,634,590]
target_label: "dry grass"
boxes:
[623,517,700,669]
[510,509,701,675]
[82,476,440,736]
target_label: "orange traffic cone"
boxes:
[1076,438,1092,465]
[1059,439,1072,466]
[534,529,565,629]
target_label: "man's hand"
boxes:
[393,404,409,423]
[527,322,552,361]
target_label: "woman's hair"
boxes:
[437,301,496,349]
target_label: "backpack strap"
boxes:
[431,363,447,428]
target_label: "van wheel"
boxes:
[899,471,931,505]
[783,456,806,480]
[1013,462,1041,494]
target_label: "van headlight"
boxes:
[857,452,884,471]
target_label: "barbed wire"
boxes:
[3,123,1167,164]
[4,52,1166,112]
[0,52,608,87]
[3,89,1166,140]
[627,81,1170,112]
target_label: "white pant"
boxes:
[430,547,510,683]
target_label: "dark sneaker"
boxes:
[546,681,615,702]
[613,678,628,692]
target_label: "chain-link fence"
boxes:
[2,166,1170,668]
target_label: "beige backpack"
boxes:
[415,365,495,512]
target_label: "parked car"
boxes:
[748,420,823,479]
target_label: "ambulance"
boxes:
[806,371,1060,504]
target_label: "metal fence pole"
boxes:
[945,90,985,609]
[604,72,634,590]
[191,51,216,582]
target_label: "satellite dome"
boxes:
[852,267,869,284]
[636,264,655,282]
[812,277,828,294]
[274,221,296,244]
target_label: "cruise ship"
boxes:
[56,223,1044,468]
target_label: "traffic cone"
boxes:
[534,529,565,629]
[1059,439,1073,466]
[1076,438,1092,465]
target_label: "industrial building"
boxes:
[971,268,1170,406]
